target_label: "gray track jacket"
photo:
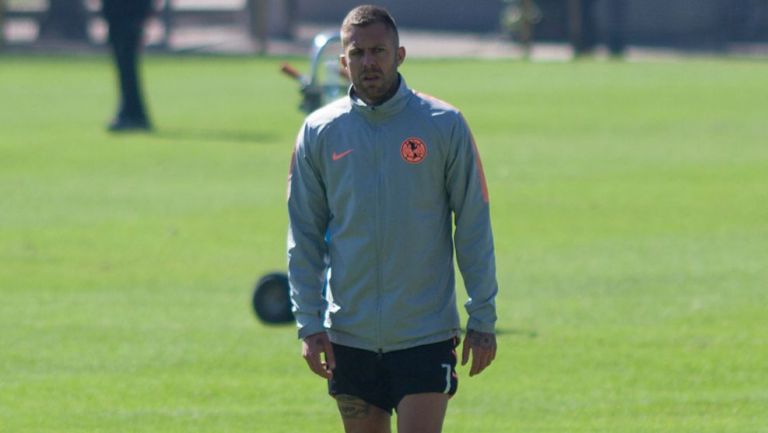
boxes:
[288,76,498,353]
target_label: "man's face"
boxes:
[341,23,406,106]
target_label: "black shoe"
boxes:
[107,117,152,132]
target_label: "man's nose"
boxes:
[362,51,376,67]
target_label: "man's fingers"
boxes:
[470,347,486,376]
[302,332,334,379]
[469,348,480,376]
[324,342,336,372]
[303,347,326,378]
[461,335,471,366]
[311,353,333,378]
[470,347,492,376]
[304,353,325,378]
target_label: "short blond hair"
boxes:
[341,5,399,48]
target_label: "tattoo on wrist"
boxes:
[469,331,495,349]
[336,395,370,419]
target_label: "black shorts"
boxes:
[328,338,459,414]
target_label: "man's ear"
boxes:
[340,54,348,70]
[396,46,406,66]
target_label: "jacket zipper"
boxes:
[373,122,384,353]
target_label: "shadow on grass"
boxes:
[495,327,538,339]
[153,128,281,145]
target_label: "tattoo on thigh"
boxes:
[336,395,370,419]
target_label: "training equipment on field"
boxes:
[252,272,293,324]
[253,33,345,324]
[281,32,349,113]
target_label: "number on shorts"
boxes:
[441,363,451,394]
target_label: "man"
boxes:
[567,0,593,56]
[287,5,498,433]
[102,0,154,132]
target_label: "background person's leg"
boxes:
[396,393,449,433]
[107,17,149,129]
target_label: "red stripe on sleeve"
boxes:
[466,122,490,204]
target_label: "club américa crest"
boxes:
[400,137,428,164]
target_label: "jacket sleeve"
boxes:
[287,123,329,339]
[445,113,498,334]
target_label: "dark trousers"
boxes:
[606,0,627,57]
[107,16,148,123]
[578,0,597,54]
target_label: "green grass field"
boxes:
[1,53,767,433]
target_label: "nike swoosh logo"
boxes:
[332,149,354,161]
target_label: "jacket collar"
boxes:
[349,75,412,122]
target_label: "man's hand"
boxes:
[302,332,336,379]
[461,329,497,377]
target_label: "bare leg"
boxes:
[396,393,449,433]
[336,394,392,433]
